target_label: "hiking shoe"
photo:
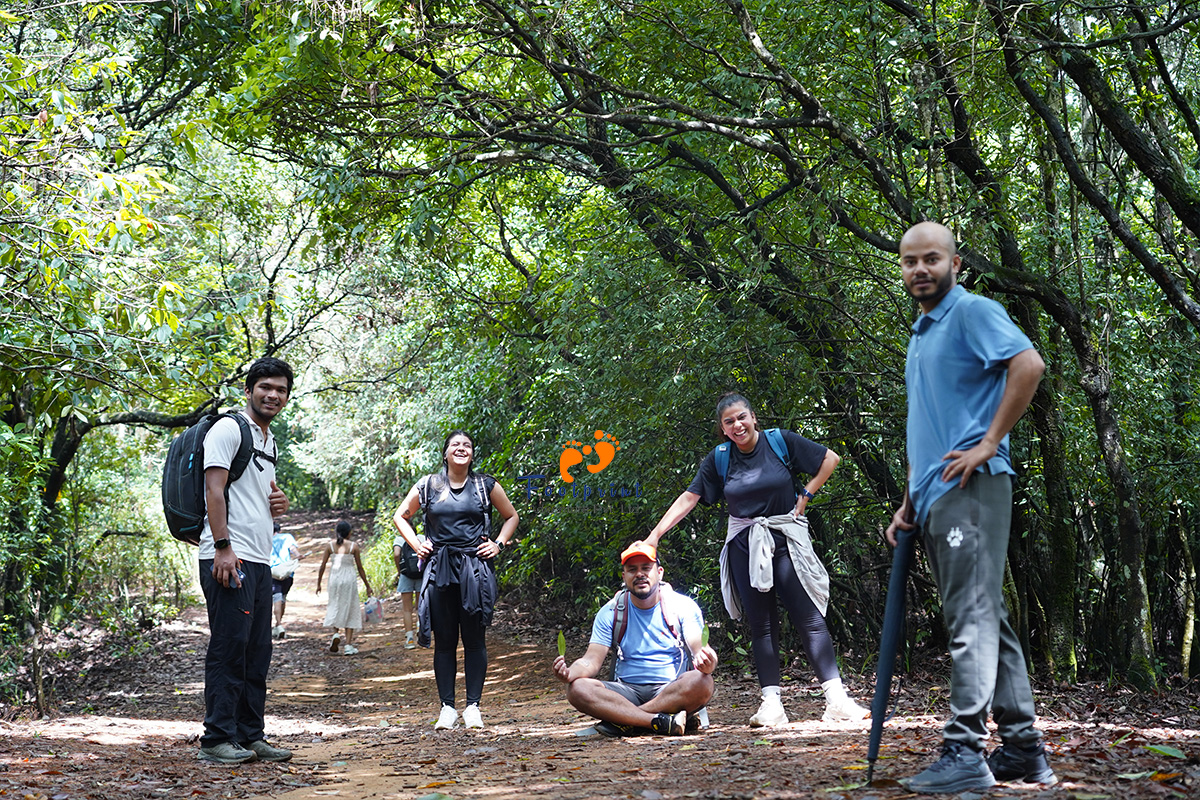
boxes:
[434,705,458,730]
[685,709,702,734]
[822,694,869,723]
[749,694,788,727]
[342,644,359,655]
[404,631,417,650]
[594,720,637,737]
[463,704,483,729]
[649,710,686,736]
[988,740,1057,785]
[904,741,996,794]
[330,633,341,653]
[244,740,292,762]
[198,742,257,764]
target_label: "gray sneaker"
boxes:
[904,741,996,794]
[198,742,258,764]
[244,740,293,762]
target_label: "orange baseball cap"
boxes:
[620,542,658,564]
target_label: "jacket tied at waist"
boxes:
[719,513,829,621]
[416,543,498,647]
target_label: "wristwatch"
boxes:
[214,538,231,550]
[800,488,817,500]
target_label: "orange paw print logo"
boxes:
[559,430,621,483]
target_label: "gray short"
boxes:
[396,573,420,594]
[600,680,667,706]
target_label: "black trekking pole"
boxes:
[866,524,916,785]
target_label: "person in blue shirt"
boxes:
[552,542,717,736]
[887,222,1055,793]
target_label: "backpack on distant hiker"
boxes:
[607,583,693,680]
[713,427,800,497]
[161,411,277,545]
[398,540,423,579]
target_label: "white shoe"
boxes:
[342,644,359,655]
[404,631,417,650]
[274,625,286,640]
[435,705,458,730]
[822,694,869,723]
[330,634,341,653]
[749,694,789,727]
[463,704,483,729]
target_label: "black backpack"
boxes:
[399,540,423,578]
[161,411,276,545]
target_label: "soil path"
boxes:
[2,513,1198,799]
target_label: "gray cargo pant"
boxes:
[923,472,1041,751]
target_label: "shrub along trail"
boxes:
[1,514,1197,799]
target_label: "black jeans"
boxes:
[726,529,839,686]
[199,559,272,747]
[429,584,488,708]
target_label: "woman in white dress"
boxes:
[316,520,374,655]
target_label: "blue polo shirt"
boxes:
[906,285,1035,526]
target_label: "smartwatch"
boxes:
[800,488,817,500]
[214,538,231,550]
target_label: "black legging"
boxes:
[429,584,488,708]
[726,528,839,687]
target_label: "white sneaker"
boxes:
[404,631,417,650]
[749,694,789,727]
[275,625,286,640]
[822,694,869,723]
[342,644,359,655]
[434,705,458,730]
[330,634,341,653]
[462,704,483,729]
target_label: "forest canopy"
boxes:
[2,0,1198,701]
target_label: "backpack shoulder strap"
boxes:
[417,475,432,513]
[609,589,629,680]
[714,442,731,484]
[656,584,695,675]
[223,412,255,485]
[474,474,493,533]
[763,428,791,471]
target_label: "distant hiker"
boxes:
[269,521,299,639]
[552,542,716,736]
[886,221,1054,792]
[197,357,294,764]
[643,393,866,727]
[392,527,428,650]
[391,430,519,730]
[316,520,374,655]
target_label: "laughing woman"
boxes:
[643,393,866,727]
[391,430,519,731]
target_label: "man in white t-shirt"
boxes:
[197,357,293,765]
[552,542,717,736]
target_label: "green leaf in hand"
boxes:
[557,630,567,658]
[701,624,710,648]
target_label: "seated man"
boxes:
[552,542,717,736]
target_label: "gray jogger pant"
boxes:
[923,472,1041,750]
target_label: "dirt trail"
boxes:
[2,513,1198,799]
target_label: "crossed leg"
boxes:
[566,671,713,728]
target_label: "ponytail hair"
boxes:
[335,520,351,545]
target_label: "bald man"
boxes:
[885,222,1055,793]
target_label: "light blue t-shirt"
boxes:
[270,532,298,575]
[590,588,704,684]
[906,285,1035,526]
